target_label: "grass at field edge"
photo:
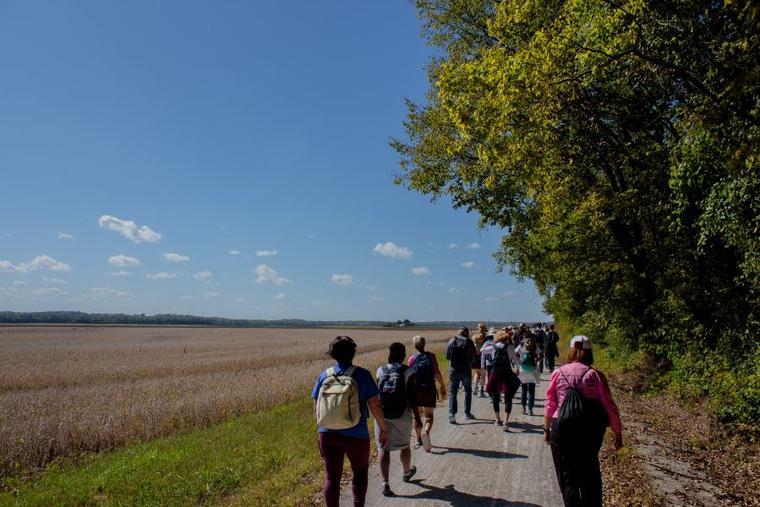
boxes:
[0,398,324,506]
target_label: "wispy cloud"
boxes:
[312,300,328,305]
[255,264,291,286]
[30,287,68,296]
[108,255,140,268]
[57,232,75,240]
[464,243,481,249]
[163,252,189,263]
[461,261,475,268]
[228,250,241,255]
[108,270,133,276]
[484,296,499,302]
[373,242,412,260]
[411,266,431,276]
[502,290,520,298]
[193,271,212,281]
[448,287,459,294]
[12,280,25,286]
[426,281,445,286]
[274,292,288,302]
[332,274,353,286]
[448,243,459,249]
[370,296,386,302]
[256,249,278,257]
[145,272,176,280]
[42,276,67,285]
[0,255,71,273]
[234,297,246,303]
[91,287,134,299]
[203,291,221,299]
[98,215,161,243]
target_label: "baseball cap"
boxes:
[570,335,592,350]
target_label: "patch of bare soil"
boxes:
[601,368,760,507]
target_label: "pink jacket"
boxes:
[544,362,622,434]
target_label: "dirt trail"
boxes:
[342,371,564,506]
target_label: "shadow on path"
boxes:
[507,421,543,434]
[394,480,543,507]
[432,445,527,460]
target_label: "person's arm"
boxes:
[543,371,559,444]
[595,370,623,450]
[431,353,447,396]
[444,338,452,360]
[406,374,423,429]
[367,396,388,446]
[313,399,318,423]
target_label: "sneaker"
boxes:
[382,483,395,497]
[503,423,510,433]
[522,408,528,415]
[494,420,503,427]
[529,410,535,416]
[414,438,423,449]
[465,412,476,420]
[449,416,456,424]
[421,432,432,452]
[402,466,417,483]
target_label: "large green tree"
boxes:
[393,0,760,428]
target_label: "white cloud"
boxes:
[145,272,176,280]
[255,264,291,286]
[411,266,431,276]
[484,296,500,302]
[228,250,241,255]
[448,243,459,249]
[359,284,379,291]
[465,243,481,249]
[274,292,288,302]
[373,242,412,260]
[30,287,68,296]
[42,276,67,285]
[502,290,519,298]
[108,270,133,276]
[203,291,221,299]
[461,261,475,268]
[448,287,459,294]
[163,252,190,263]
[312,300,328,305]
[108,255,140,268]
[98,215,161,243]
[332,274,353,286]
[370,296,386,302]
[12,280,25,286]
[233,297,246,303]
[256,249,279,257]
[57,232,75,240]
[0,255,71,273]
[91,287,134,299]
[193,271,212,281]
[426,281,445,286]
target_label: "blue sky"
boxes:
[0,1,547,322]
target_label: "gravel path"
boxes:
[342,371,564,506]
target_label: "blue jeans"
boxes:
[448,368,472,416]
[521,382,535,411]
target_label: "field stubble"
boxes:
[0,326,450,478]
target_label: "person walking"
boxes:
[545,324,560,372]
[533,323,547,373]
[445,327,476,424]
[407,335,446,452]
[484,330,520,431]
[312,336,388,507]
[375,342,422,497]
[544,335,623,507]
[472,324,487,397]
[515,338,540,415]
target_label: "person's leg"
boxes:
[400,446,412,474]
[318,433,346,507]
[379,449,390,484]
[422,406,434,434]
[550,426,583,507]
[448,368,460,417]
[491,389,501,422]
[521,383,528,412]
[462,370,473,416]
[528,383,535,412]
[344,436,371,507]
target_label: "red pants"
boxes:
[317,432,370,507]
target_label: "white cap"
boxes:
[570,335,592,350]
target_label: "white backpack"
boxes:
[316,366,361,429]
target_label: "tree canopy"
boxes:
[393,0,759,431]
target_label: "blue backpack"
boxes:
[412,352,434,390]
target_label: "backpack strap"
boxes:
[560,366,592,388]
[344,366,356,377]
[326,367,336,377]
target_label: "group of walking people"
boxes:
[312,324,623,507]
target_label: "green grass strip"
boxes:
[1,398,322,506]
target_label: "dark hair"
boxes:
[549,324,555,330]
[388,342,406,364]
[565,347,594,366]
[458,327,470,338]
[329,336,356,364]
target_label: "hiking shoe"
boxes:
[503,424,510,433]
[449,416,456,424]
[465,412,476,420]
[414,438,423,449]
[529,410,535,416]
[522,409,528,415]
[382,483,395,497]
[421,432,432,452]
[494,420,503,427]
[402,466,417,483]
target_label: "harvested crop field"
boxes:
[0,326,451,477]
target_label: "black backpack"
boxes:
[379,364,407,419]
[449,337,470,369]
[492,345,512,375]
[412,352,434,390]
[557,367,591,430]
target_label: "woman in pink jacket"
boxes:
[543,335,623,507]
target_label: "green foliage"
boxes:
[394,0,760,433]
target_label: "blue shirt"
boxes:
[311,362,379,439]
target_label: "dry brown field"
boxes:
[0,326,451,477]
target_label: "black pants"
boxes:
[491,391,513,413]
[545,350,556,371]
[550,419,606,507]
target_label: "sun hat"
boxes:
[570,335,592,350]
